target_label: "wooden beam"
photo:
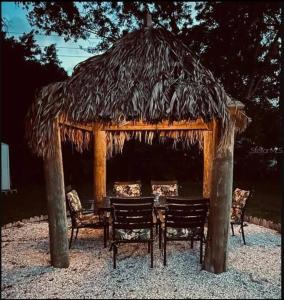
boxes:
[101,119,211,131]
[59,118,213,132]
[93,128,106,208]
[204,118,235,273]
[202,120,218,198]
[44,118,69,268]
[59,119,93,132]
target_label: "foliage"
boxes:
[19,2,194,50]
[1,31,68,184]
[40,44,61,65]
[182,2,281,148]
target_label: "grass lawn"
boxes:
[1,179,280,225]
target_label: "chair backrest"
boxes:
[165,198,209,229]
[113,181,142,197]
[151,180,178,197]
[231,188,252,221]
[66,189,83,215]
[111,197,154,230]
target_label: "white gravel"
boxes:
[1,220,281,299]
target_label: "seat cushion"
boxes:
[166,227,201,239]
[113,183,141,197]
[66,190,82,213]
[231,188,250,223]
[76,213,101,227]
[115,228,150,240]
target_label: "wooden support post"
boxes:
[203,121,218,198]
[93,128,106,208]
[44,118,69,268]
[204,118,235,273]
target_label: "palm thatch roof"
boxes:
[26,26,249,158]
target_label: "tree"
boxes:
[19,2,194,50]
[41,44,61,65]
[182,2,281,149]
[1,31,68,185]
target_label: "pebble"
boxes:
[1,221,281,299]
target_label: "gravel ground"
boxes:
[1,220,281,299]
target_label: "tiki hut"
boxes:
[26,18,249,274]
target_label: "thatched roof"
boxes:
[26,26,249,158]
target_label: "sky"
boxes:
[2,2,198,76]
[2,2,98,75]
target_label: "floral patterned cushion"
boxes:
[152,183,178,198]
[231,188,250,223]
[115,228,150,240]
[166,227,201,238]
[75,213,100,227]
[66,190,82,213]
[113,183,141,197]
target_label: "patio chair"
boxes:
[109,197,155,269]
[113,180,142,197]
[151,180,179,239]
[160,198,209,266]
[65,189,109,249]
[231,188,253,245]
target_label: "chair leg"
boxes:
[69,227,74,249]
[163,231,167,266]
[103,225,107,248]
[75,228,79,240]
[148,241,151,253]
[231,223,235,236]
[106,223,110,240]
[191,236,194,249]
[150,241,154,268]
[200,238,203,264]
[113,244,117,269]
[159,224,162,249]
[241,224,246,245]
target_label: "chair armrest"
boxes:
[82,209,95,215]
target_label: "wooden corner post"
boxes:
[44,118,69,268]
[203,120,218,198]
[204,117,235,273]
[93,126,106,208]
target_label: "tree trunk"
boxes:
[93,128,106,208]
[44,118,69,268]
[204,119,235,273]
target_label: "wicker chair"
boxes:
[65,189,109,249]
[160,198,209,266]
[231,188,253,245]
[109,197,155,269]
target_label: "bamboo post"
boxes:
[44,118,69,268]
[203,121,218,198]
[93,127,106,208]
[204,117,235,273]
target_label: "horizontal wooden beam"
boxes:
[59,119,93,132]
[59,118,213,132]
[101,119,212,131]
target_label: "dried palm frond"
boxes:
[26,26,248,158]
